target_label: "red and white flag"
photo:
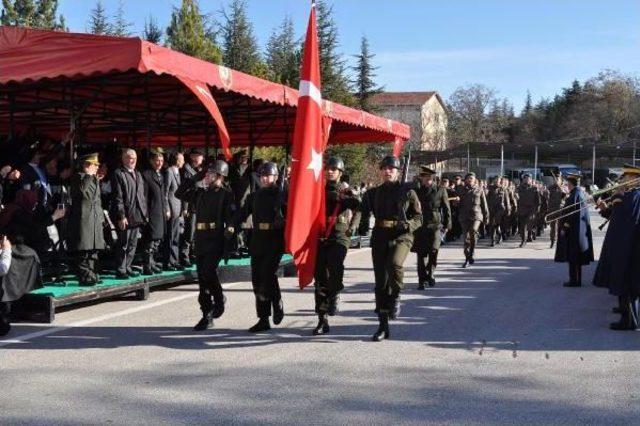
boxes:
[285,1,326,288]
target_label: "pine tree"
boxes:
[220,0,265,75]
[1,0,64,29]
[166,0,222,64]
[88,0,110,35]
[111,0,132,37]
[315,0,353,105]
[352,36,383,112]
[143,14,162,44]
[265,15,299,86]
[523,90,533,115]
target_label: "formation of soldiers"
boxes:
[177,152,584,341]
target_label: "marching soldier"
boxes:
[67,153,105,285]
[359,156,422,342]
[487,176,511,246]
[593,165,640,330]
[547,175,568,248]
[449,174,463,241]
[312,157,361,335]
[516,174,540,247]
[236,162,286,333]
[456,172,489,267]
[554,174,594,287]
[411,166,451,289]
[175,160,236,331]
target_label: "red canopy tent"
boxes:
[0,26,410,157]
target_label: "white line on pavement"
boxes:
[0,247,372,347]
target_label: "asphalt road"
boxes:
[1,213,639,425]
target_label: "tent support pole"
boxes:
[145,75,152,150]
[500,144,504,177]
[466,143,470,172]
[592,143,596,183]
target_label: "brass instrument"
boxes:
[544,176,640,224]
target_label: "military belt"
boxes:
[375,220,397,228]
[196,222,217,231]
[257,222,275,231]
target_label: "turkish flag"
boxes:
[285,2,327,288]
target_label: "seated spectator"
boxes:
[20,142,52,209]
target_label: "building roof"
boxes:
[371,91,443,107]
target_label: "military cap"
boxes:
[622,164,640,176]
[207,159,229,177]
[258,161,279,176]
[326,156,345,172]
[565,173,581,184]
[465,172,476,179]
[521,173,531,178]
[79,152,100,166]
[419,166,436,176]
[379,155,401,170]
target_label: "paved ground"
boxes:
[1,213,639,425]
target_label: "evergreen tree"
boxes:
[220,0,265,75]
[143,14,162,44]
[523,90,533,115]
[111,0,132,37]
[1,0,64,29]
[88,0,110,35]
[166,0,222,64]
[265,15,299,86]
[352,36,383,112]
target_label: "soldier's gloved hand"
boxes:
[395,221,409,233]
[224,227,235,239]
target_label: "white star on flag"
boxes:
[306,147,323,181]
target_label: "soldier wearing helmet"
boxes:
[175,159,236,331]
[358,155,422,341]
[236,161,287,332]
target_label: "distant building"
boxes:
[370,91,447,151]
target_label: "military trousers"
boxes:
[549,220,559,243]
[371,229,412,315]
[180,212,196,262]
[314,240,348,314]
[417,250,439,283]
[518,213,535,241]
[489,210,505,243]
[251,250,283,318]
[76,250,99,282]
[195,248,224,315]
[460,219,481,259]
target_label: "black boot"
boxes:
[428,276,436,287]
[389,297,401,320]
[249,317,271,333]
[417,281,426,290]
[211,295,226,319]
[0,319,11,337]
[312,314,330,335]
[327,294,340,316]
[372,314,390,342]
[272,299,284,325]
[193,312,213,331]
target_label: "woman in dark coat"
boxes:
[593,166,640,330]
[554,174,594,287]
[141,150,169,275]
[67,154,105,285]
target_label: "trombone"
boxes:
[544,176,640,224]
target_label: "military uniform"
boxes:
[547,182,567,247]
[175,161,236,330]
[314,180,360,316]
[359,156,422,341]
[456,180,489,265]
[411,175,451,288]
[487,182,510,246]
[516,181,540,246]
[536,185,549,237]
[67,154,105,285]
[179,151,204,267]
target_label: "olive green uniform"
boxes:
[516,183,540,243]
[175,178,236,316]
[359,181,422,316]
[237,186,286,320]
[411,181,451,285]
[548,183,567,245]
[457,184,489,260]
[487,184,511,245]
[314,180,360,315]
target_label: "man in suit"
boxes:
[141,149,169,275]
[112,149,148,279]
[19,142,51,209]
[163,152,184,270]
